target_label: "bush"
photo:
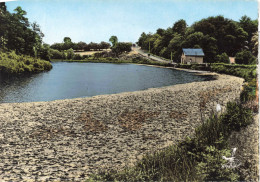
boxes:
[0,51,52,75]
[221,102,253,133]
[50,49,63,59]
[235,50,256,65]
[216,53,229,63]
[74,54,83,60]
[66,48,75,60]
[111,42,132,56]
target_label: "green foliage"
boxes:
[216,52,230,63]
[65,48,75,60]
[251,31,258,56]
[109,35,118,48]
[0,4,44,56]
[239,15,258,46]
[50,49,63,59]
[137,15,257,63]
[38,44,51,61]
[235,50,256,65]
[0,51,52,75]
[209,63,256,81]
[172,19,187,35]
[196,146,239,181]
[50,40,111,52]
[221,102,253,133]
[111,42,132,56]
[240,84,256,103]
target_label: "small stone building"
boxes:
[181,48,204,64]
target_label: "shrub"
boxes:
[216,53,230,63]
[50,49,63,59]
[196,146,239,181]
[0,51,52,75]
[74,54,83,60]
[66,48,75,60]
[221,102,253,133]
[235,50,256,65]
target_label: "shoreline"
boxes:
[0,72,245,181]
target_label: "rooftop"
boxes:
[183,48,204,56]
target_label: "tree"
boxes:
[137,32,148,48]
[38,44,51,61]
[251,31,258,57]
[50,49,63,59]
[88,42,98,50]
[182,32,217,62]
[62,37,74,50]
[239,15,258,46]
[66,48,74,60]
[216,53,229,63]
[156,28,165,36]
[100,41,110,49]
[235,50,256,64]
[109,35,118,47]
[63,37,72,44]
[172,19,187,36]
[112,42,131,56]
[191,16,247,56]
[0,2,6,14]
[0,4,46,57]
[50,43,63,51]
[168,33,184,61]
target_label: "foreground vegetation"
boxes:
[0,51,52,75]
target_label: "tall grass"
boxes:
[0,51,52,76]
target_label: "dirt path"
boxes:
[132,47,173,64]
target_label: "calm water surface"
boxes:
[0,62,209,103]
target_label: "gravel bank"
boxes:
[0,71,244,181]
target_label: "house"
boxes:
[181,48,204,64]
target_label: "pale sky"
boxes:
[5,0,259,45]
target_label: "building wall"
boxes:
[229,57,235,64]
[181,55,203,64]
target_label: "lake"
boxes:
[0,62,210,103]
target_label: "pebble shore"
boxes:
[0,70,244,181]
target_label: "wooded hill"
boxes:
[137,16,258,64]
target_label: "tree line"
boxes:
[50,37,111,51]
[137,16,258,64]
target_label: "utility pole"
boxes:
[149,41,150,53]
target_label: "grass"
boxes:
[0,51,52,76]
